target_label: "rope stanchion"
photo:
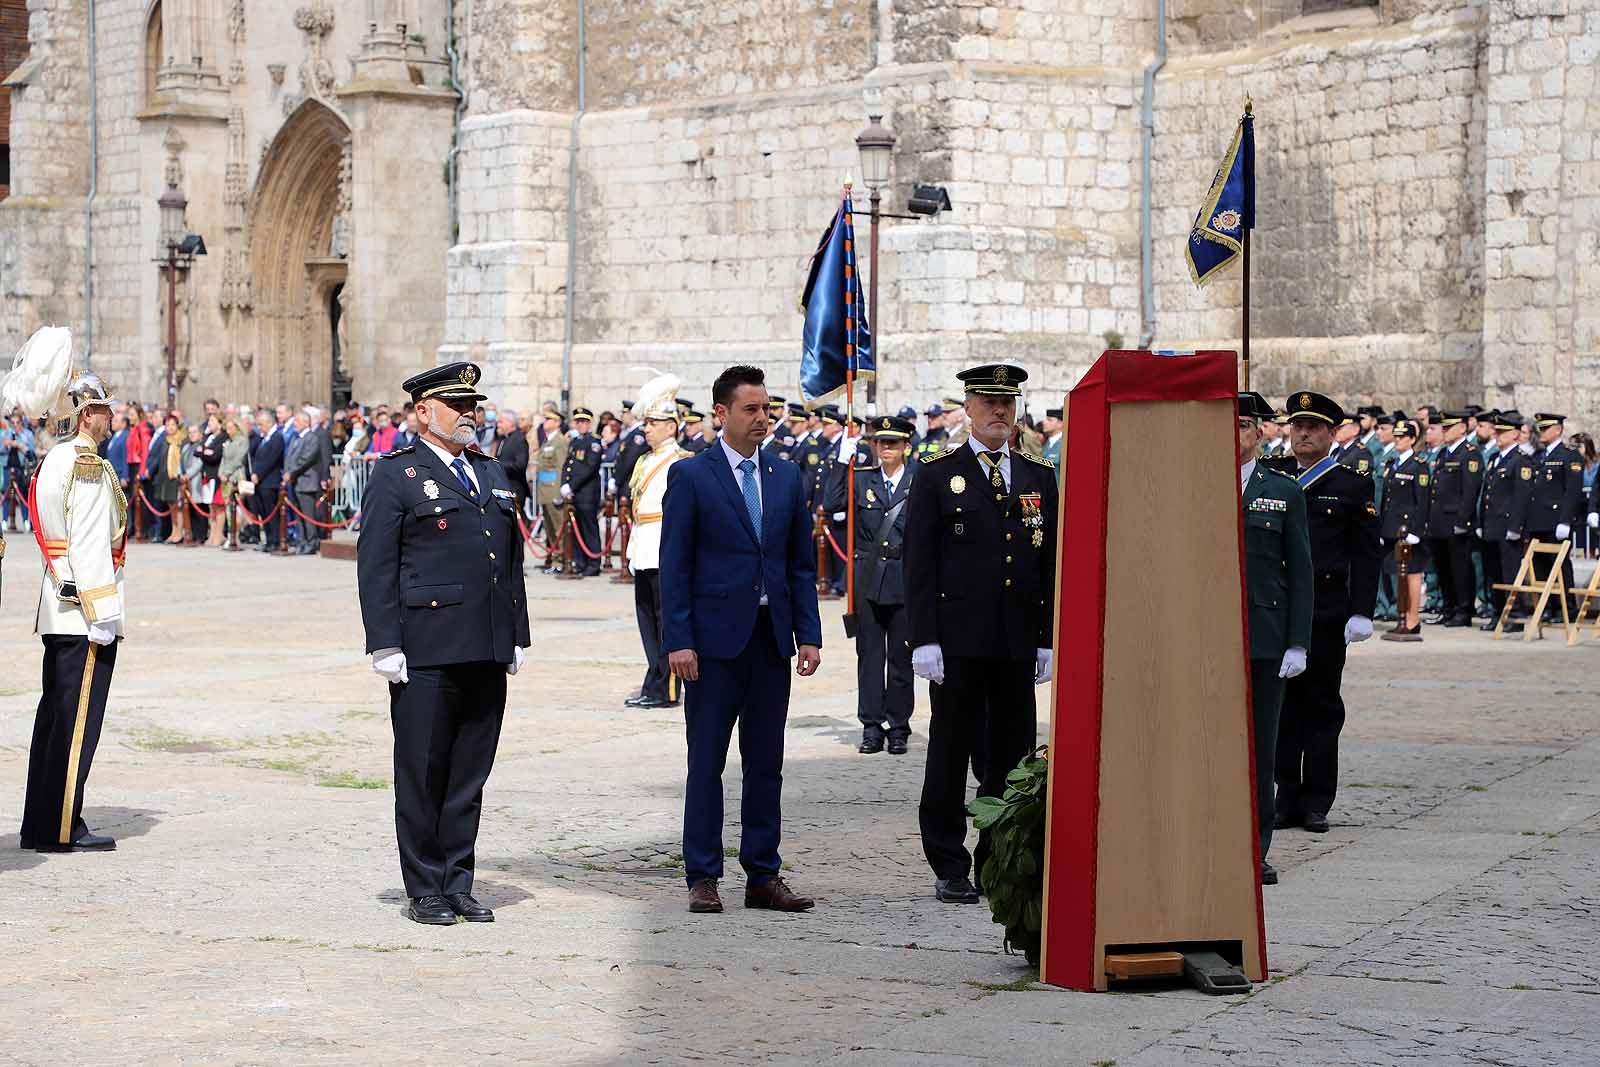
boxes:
[611,498,634,585]
[567,514,603,560]
[516,512,552,559]
[281,494,360,530]
[135,484,174,519]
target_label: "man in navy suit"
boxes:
[660,365,824,915]
[251,408,287,552]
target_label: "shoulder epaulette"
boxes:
[382,444,417,458]
[920,446,959,464]
[1261,465,1298,483]
[675,448,694,460]
[74,452,110,481]
[1018,450,1056,469]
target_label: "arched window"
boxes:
[145,0,164,105]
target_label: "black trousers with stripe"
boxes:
[633,568,674,703]
[21,635,119,847]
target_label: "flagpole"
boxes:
[1242,227,1251,391]
[844,183,858,626]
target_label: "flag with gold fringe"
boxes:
[1186,103,1255,287]
[799,189,875,403]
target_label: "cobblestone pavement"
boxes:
[1,540,1597,1065]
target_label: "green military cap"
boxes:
[1237,391,1274,420]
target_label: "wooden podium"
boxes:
[1039,350,1266,992]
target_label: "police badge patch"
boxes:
[424,479,441,499]
[949,475,966,495]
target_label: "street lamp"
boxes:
[855,114,896,408]
[155,185,205,412]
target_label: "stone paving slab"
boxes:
[1,542,1598,1065]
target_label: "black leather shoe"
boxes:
[887,736,909,755]
[1302,811,1330,833]
[1425,614,1448,626]
[35,832,116,853]
[623,694,649,707]
[1260,862,1278,886]
[1504,621,1525,634]
[935,877,980,904]
[1273,809,1300,830]
[858,735,885,754]
[630,696,678,709]
[444,893,494,922]
[406,895,459,925]
[1443,614,1471,628]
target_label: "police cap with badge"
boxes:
[871,415,915,440]
[1284,390,1344,426]
[402,361,489,405]
[956,362,1027,396]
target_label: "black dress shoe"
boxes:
[630,696,678,709]
[935,876,980,904]
[858,735,885,754]
[406,895,459,925]
[1504,621,1524,634]
[1273,809,1300,830]
[1425,614,1448,626]
[444,892,494,922]
[623,694,648,707]
[1260,861,1278,886]
[887,736,909,755]
[35,832,117,853]
[1302,811,1330,833]
[1443,615,1471,628]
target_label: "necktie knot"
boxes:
[739,459,755,474]
[737,457,763,543]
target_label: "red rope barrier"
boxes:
[234,495,285,526]
[134,485,174,518]
[567,514,602,560]
[516,513,552,559]
[281,495,360,530]
[823,525,850,563]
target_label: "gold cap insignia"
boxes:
[1299,393,1312,409]
[994,366,1010,385]
[459,366,477,386]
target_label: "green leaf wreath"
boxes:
[969,746,1048,966]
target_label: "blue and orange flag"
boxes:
[799,189,875,403]
[1186,103,1255,287]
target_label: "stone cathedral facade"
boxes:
[2,0,1596,426]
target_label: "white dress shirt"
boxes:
[883,466,904,497]
[967,435,1012,492]
[1239,458,1257,493]
[719,436,767,604]
[421,436,480,496]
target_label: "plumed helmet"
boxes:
[635,373,681,423]
[64,371,117,415]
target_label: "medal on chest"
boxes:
[1019,492,1044,547]
[423,479,441,500]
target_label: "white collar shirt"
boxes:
[719,436,763,512]
[421,436,479,495]
[1239,458,1257,493]
[967,435,1012,492]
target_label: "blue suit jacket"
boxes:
[660,444,823,660]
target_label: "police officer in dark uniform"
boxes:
[1269,391,1382,835]
[1477,410,1533,631]
[679,408,711,454]
[358,362,530,925]
[829,415,918,755]
[561,407,604,577]
[1377,417,1430,640]
[1421,411,1482,628]
[1526,413,1585,619]
[912,404,948,463]
[905,363,1058,904]
[1333,418,1372,477]
[764,396,797,454]
[614,417,650,510]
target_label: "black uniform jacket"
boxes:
[827,459,915,607]
[1478,447,1533,540]
[1526,442,1585,533]
[562,432,604,510]
[1422,442,1483,538]
[1267,456,1383,623]
[904,443,1059,661]
[358,443,531,668]
[614,426,649,500]
[1379,453,1430,541]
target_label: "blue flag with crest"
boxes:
[1186,104,1255,287]
[799,190,875,403]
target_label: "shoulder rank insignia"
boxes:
[1018,450,1056,469]
[920,446,959,464]
[74,452,109,482]
[1571,462,1583,473]
[384,444,417,458]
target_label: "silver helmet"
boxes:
[64,372,116,415]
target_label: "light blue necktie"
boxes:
[738,458,762,540]
[451,456,476,502]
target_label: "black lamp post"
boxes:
[156,184,205,412]
[855,114,895,409]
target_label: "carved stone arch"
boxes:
[144,0,164,106]
[245,99,349,405]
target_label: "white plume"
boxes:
[636,373,681,416]
[2,326,75,420]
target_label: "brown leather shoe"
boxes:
[688,878,723,914]
[744,876,814,912]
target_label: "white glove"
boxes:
[1034,648,1053,685]
[831,511,846,521]
[911,643,945,685]
[372,647,408,685]
[1589,512,1599,529]
[1278,646,1307,679]
[1344,615,1373,643]
[1476,528,1484,539]
[87,622,117,646]
[607,478,617,495]
[560,483,573,500]
[1507,530,1521,542]
[1556,523,1571,541]
[507,646,525,676]
[1452,525,1468,536]
[1405,532,1421,545]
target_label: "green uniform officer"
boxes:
[1237,392,1313,887]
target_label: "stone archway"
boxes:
[245,99,350,406]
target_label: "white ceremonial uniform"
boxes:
[34,433,128,636]
[626,440,692,574]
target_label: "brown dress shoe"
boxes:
[744,876,814,912]
[688,878,723,913]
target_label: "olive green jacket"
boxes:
[1242,462,1314,660]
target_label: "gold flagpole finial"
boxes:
[1244,97,1254,117]
[844,172,854,192]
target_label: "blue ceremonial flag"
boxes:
[1186,103,1255,287]
[799,190,875,403]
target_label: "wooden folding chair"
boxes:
[1492,539,1573,642]
[1567,561,1600,646]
